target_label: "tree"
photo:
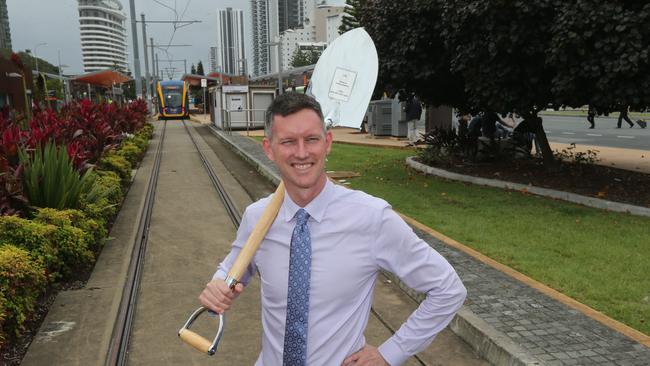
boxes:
[290,49,322,68]
[339,0,366,34]
[438,0,559,166]
[291,49,310,68]
[0,49,60,74]
[548,1,650,112]
[307,50,321,65]
[361,0,466,107]
[196,61,205,76]
[190,63,196,75]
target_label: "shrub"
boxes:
[33,208,106,253]
[79,196,116,227]
[118,142,142,167]
[19,142,103,210]
[0,291,6,348]
[0,215,92,281]
[128,134,149,151]
[99,153,131,183]
[95,170,123,205]
[137,123,154,140]
[0,245,46,337]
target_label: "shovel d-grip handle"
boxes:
[178,307,224,355]
[179,181,285,356]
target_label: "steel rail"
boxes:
[182,119,242,226]
[106,120,167,366]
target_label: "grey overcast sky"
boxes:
[6,0,252,77]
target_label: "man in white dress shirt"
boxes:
[199,93,467,366]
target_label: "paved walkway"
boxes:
[204,121,650,366]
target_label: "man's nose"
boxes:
[295,140,308,158]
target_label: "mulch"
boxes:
[428,158,650,209]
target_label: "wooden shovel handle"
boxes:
[178,329,212,354]
[226,181,285,284]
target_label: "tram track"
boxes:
[105,119,251,365]
[106,120,167,366]
[182,119,242,227]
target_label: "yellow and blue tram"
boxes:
[156,80,189,120]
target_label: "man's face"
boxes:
[263,108,333,197]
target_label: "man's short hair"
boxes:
[265,92,325,140]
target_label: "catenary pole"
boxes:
[141,13,152,111]
[128,0,142,98]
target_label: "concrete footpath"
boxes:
[203,117,650,366]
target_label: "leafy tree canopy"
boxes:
[196,61,205,76]
[339,0,366,35]
[290,49,322,68]
[361,0,650,166]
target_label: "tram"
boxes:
[156,80,189,119]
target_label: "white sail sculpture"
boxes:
[307,28,379,129]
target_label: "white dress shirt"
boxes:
[214,179,467,365]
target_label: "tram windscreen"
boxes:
[162,87,183,108]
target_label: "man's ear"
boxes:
[262,137,275,161]
[325,131,333,155]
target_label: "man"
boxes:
[404,93,422,145]
[199,93,466,365]
[617,104,634,128]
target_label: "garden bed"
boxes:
[0,100,154,364]
[424,156,650,209]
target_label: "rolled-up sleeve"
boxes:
[212,207,258,285]
[373,208,467,366]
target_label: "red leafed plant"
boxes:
[1,99,149,216]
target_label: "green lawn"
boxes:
[325,142,650,336]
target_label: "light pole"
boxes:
[58,50,70,104]
[263,41,283,95]
[32,42,47,74]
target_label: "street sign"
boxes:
[201,78,207,88]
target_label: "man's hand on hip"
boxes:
[198,279,244,314]
[341,344,389,366]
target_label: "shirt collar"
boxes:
[281,179,334,223]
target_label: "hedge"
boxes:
[0,245,46,339]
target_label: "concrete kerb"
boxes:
[208,125,282,185]
[209,127,539,366]
[406,156,650,218]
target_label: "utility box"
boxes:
[391,97,407,138]
[368,100,393,136]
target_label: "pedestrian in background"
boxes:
[617,105,634,128]
[587,105,595,129]
[405,93,423,145]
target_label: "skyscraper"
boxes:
[209,46,218,73]
[216,8,246,75]
[251,0,279,77]
[0,0,12,50]
[78,0,128,73]
[278,0,303,32]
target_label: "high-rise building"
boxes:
[278,0,303,32]
[216,8,246,75]
[0,0,12,50]
[280,3,344,70]
[251,0,279,77]
[78,0,128,73]
[209,46,218,73]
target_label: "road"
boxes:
[540,115,649,150]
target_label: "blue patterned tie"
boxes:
[283,208,311,366]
